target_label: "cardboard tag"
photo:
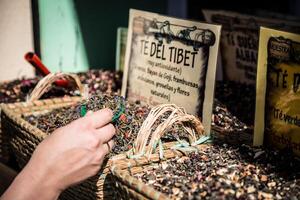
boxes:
[115,27,128,72]
[254,27,300,156]
[121,9,221,133]
[203,9,300,85]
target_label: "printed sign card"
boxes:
[115,27,128,71]
[254,27,300,156]
[203,9,300,85]
[121,9,221,133]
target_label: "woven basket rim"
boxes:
[1,96,83,139]
[111,143,208,200]
[111,143,207,170]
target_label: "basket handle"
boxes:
[129,104,205,159]
[28,72,85,102]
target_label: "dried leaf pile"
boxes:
[135,143,300,200]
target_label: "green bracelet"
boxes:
[80,104,87,117]
[112,102,125,123]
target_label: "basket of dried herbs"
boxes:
[212,81,255,145]
[0,77,37,164]
[0,76,72,164]
[211,99,252,145]
[107,103,212,200]
[210,80,255,146]
[111,138,300,200]
[1,72,86,168]
[0,69,122,165]
[215,80,256,126]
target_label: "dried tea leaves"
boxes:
[215,80,255,126]
[0,70,122,103]
[25,95,150,156]
[134,143,300,200]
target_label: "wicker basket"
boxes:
[1,73,84,168]
[211,126,253,145]
[108,104,208,200]
[0,73,84,164]
[0,111,9,163]
[109,114,251,199]
[110,144,208,200]
[0,79,37,164]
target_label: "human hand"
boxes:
[1,108,116,200]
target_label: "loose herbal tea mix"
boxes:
[76,70,122,95]
[215,80,255,126]
[0,70,121,163]
[212,80,252,145]
[212,98,248,132]
[212,99,252,145]
[0,77,63,103]
[24,93,249,154]
[0,70,122,103]
[25,95,148,155]
[254,27,300,155]
[134,143,300,199]
[24,94,203,156]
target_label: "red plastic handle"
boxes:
[25,52,69,87]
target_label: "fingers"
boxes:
[93,140,115,164]
[95,123,116,144]
[100,139,115,156]
[106,139,115,153]
[83,108,113,128]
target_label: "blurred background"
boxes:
[0,0,299,81]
